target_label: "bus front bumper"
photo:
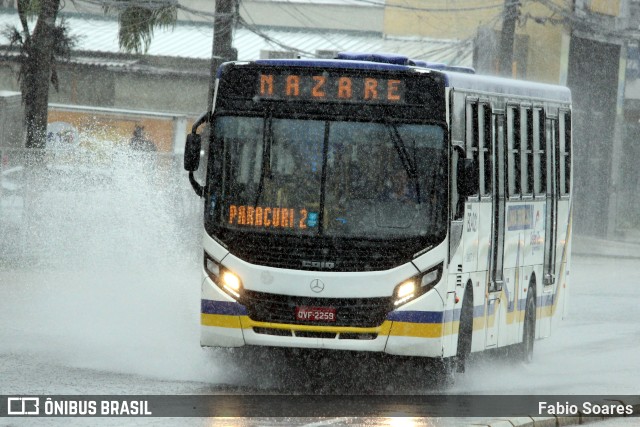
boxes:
[200,299,447,357]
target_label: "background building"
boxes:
[0,1,467,116]
[1,0,640,237]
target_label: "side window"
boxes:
[480,103,492,197]
[507,106,521,197]
[559,111,572,196]
[465,100,480,197]
[533,108,546,196]
[522,108,533,196]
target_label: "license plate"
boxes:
[295,306,336,322]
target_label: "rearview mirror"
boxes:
[184,133,202,172]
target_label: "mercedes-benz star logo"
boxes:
[310,279,325,293]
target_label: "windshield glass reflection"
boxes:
[213,116,447,240]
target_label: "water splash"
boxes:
[0,146,229,383]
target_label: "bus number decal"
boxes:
[466,211,478,232]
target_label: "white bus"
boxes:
[184,52,572,376]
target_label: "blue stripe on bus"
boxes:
[201,299,247,316]
[538,293,555,307]
[386,311,443,323]
[202,291,556,324]
[518,297,527,311]
[473,305,485,317]
[515,293,554,311]
[444,308,462,323]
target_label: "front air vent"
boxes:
[339,333,377,340]
[252,328,378,340]
[253,327,293,337]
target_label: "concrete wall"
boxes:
[0,90,22,148]
[112,72,208,114]
[50,66,116,107]
[0,58,209,117]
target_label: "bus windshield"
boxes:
[214,116,447,240]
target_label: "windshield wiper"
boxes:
[253,116,272,207]
[386,122,421,202]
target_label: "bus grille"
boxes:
[227,238,408,272]
[240,290,393,327]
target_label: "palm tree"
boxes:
[106,0,177,54]
[6,0,177,150]
[7,0,64,149]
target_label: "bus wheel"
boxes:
[431,357,456,387]
[456,284,474,373]
[520,289,536,363]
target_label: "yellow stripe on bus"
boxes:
[202,314,453,339]
[388,321,444,338]
[240,317,393,335]
[201,313,242,328]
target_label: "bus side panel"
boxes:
[496,266,522,347]
[440,270,468,359]
[459,198,488,353]
[462,202,479,273]
[476,202,492,273]
[527,263,545,340]
[524,200,545,267]
[551,198,571,328]
[468,270,487,352]
[501,202,529,347]
[503,202,524,271]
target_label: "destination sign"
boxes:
[257,73,405,103]
[228,205,316,230]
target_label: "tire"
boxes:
[430,357,456,388]
[456,284,474,373]
[520,289,536,363]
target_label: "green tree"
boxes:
[5,0,176,150]
[6,0,66,149]
[106,0,177,54]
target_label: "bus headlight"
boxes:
[221,271,242,297]
[393,262,443,307]
[394,280,417,306]
[204,252,243,300]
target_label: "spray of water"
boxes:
[0,144,463,394]
[6,140,596,396]
[0,144,231,384]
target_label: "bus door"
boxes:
[486,112,506,348]
[540,117,558,337]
